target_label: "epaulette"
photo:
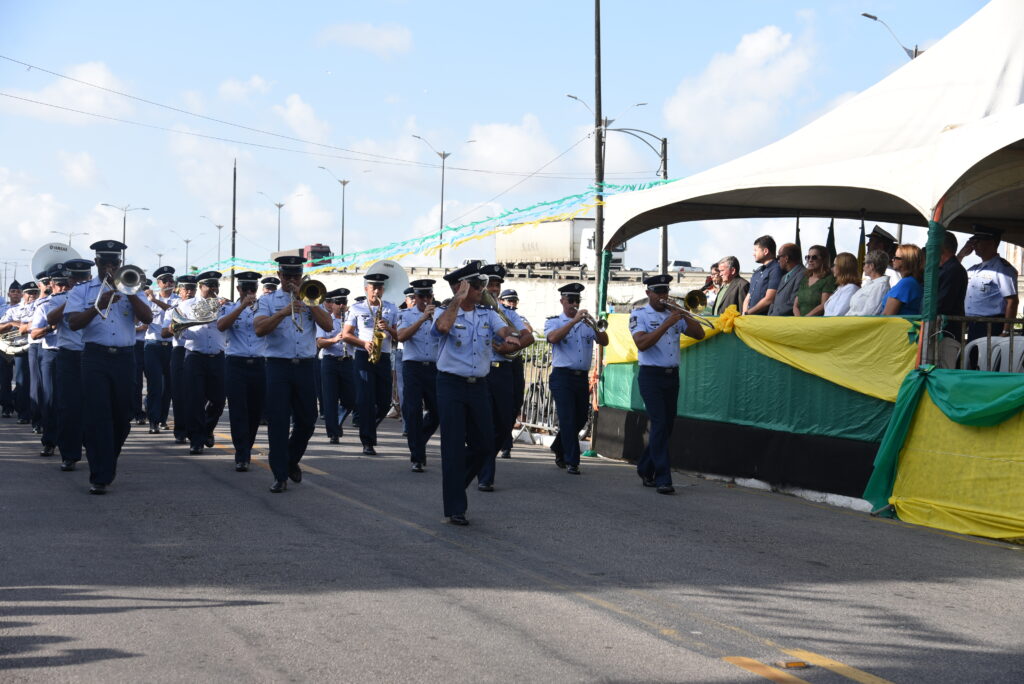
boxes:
[479,302,495,310]
[545,315,558,320]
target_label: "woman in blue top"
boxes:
[883,244,923,315]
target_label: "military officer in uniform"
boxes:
[132,280,150,425]
[629,274,704,494]
[24,281,46,432]
[30,263,74,457]
[66,240,153,494]
[217,271,266,471]
[396,279,440,472]
[961,226,1020,340]
[16,282,40,426]
[0,281,33,423]
[254,255,333,493]
[342,273,398,455]
[143,266,177,433]
[316,288,354,444]
[261,276,279,296]
[544,283,608,475]
[165,275,197,443]
[178,271,227,455]
[45,259,92,470]
[477,264,533,491]
[432,262,517,524]
[0,281,23,417]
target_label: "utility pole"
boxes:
[231,159,237,297]
[593,0,605,315]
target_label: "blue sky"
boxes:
[0,0,988,281]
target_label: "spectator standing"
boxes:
[865,226,902,285]
[793,245,836,316]
[883,244,924,315]
[711,256,749,316]
[845,250,891,316]
[742,236,781,315]
[824,253,861,316]
[704,263,721,313]
[768,243,804,316]
[960,226,1019,339]
[937,231,968,336]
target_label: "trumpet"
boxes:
[663,298,715,328]
[577,311,608,332]
[93,265,145,319]
[481,289,523,360]
[288,278,327,332]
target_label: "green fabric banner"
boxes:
[600,333,893,443]
[862,367,1024,511]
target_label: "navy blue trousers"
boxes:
[226,356,265,463]
[636,366,679,487]
[184,351,226,450]
[56,349,84,463]
[0,356,13,412]
[265,358,317,482]
[480,361,514,486]
[132,339,145,419]
[549,367,589,467]
[353,350,391,447]
[14,353,30,420]
[143,342,172,424]
[401,360,439,464]
[437,372,492,517]
[28,343,41,427]
[321,355,356,439]
[39,348,59,448]
[82,344,134,485]
[170,346,187,438]
[500,358,525,453]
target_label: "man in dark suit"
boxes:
[768,243,805,316]
[712,256,749,315]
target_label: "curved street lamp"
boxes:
[861,13,919,59]
[318,166,350,258]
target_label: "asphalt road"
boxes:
[1,413,1021,683]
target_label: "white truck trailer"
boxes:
[494,217,626,270]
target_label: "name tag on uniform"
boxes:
[454,324,465,329]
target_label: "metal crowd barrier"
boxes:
[514,340,595,443]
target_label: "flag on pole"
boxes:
[825,218,837,260]
[857,218,866,274]
[794,214,802,256]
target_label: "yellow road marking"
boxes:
[723,657,812,683]
[784,649,895,684]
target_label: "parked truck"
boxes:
[494,217,626,270]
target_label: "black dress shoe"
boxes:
[89,483,107,495]
[642,477,657,487]
[269,480,287,493]
[477,483,494,492]
[448,514,469,526]
[288,465,302,483]
[362,445,376,456]
[174,437,187,444]
[554,457,566,469]
[159,423,169,430]
[17,418,29,424]
[329,435,340,445]
[656,485,676,495]
[1,410,11,418]
[32,426,42,434]
[149,422,160,434]
[39,445,55,457]
[204,434,215,448]
[60,460,76,472]
[566,464,580,475]
[411,462,424,473]
[135,417,147,426]
[235,462,248,472]
[189,446,204,455]
[499,450,511,459]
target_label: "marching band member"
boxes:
[544,283,608,475]
[254,255,333,493]
[30,264,73,457]
[132,280,150,425]
[143,266,177,434]
[66,240,153,495]
[25,279,46,433]
[217,271,266,471]
[316,288,354,445]
[498,288,529,460]
[395,279,440,472]
[0,280,27,420]
[178,271,227,455]
[47,259,92,471]
[629,274,704,494]
[0,281,23,417]
[342,273,398,456]
[477,264,533,491]
[432,261,516,525]
[391,287,416,425]
[166,275,197,443]
[261,276,279,296]
[12,281,39,425]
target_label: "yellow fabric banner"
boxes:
[603,308,916,402]
[890,393,1024,541]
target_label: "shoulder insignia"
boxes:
[546,315,559,320]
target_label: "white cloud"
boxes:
[458,115,560,192]
[318,23,412,58]
[0,169,68,254]
[182,90,206,114]
[218,75,271,101]
[2,62,134,124]
[272,94,330,144]
[58,150,98,188]
[664,24,814,168]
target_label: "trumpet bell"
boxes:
[114,265,145,295]
[684,289,708,313]
[298,279,327,306]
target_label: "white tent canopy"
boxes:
[604,0,1024,249]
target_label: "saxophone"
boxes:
[367,300,385,364]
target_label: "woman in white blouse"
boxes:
[824,252,860,316]
[845,250,892,316]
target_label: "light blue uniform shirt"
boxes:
[31,297,61,350]
[966,256,1019,316]
[431,304,505,378]
[629,304,686,368]
[397,307,439,362]
[317,316,348,357]
[145,293,179,342]
[178,297,227,354]
[1,302,27,324]
[490,304,525,362]
[255,289,319,359]
[65,277,146,348]
[544,313,597,370]
[27,297,47,347]
[348,299,399,355]
[220,301,265,358]
[50,289,85,352]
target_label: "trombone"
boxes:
[289,278,326,332]
[93,265,145,319]
[663,296,715,329]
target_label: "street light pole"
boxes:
[200,216,225,264]
[50,230,89,248]
[100,203,149,262]
[412,135,459,269]
[861,13,919,59]
[258,192,298,252]
[605,126,669,273]
[172,231,193,273]
[319,167,351,258]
